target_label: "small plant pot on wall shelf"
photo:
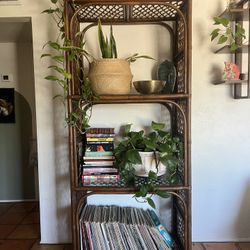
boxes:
[89,59,133,95]
[133,151,166,177]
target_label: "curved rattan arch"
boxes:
[75,189,188,250]
[68,1,188,93]
[80,99,188,184]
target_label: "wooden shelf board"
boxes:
[69,93,190,103]
[220,7,250,20]
[75,184,190,192]
[215,44,249,54]
[213,79,248,85]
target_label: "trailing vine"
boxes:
[42,0,96,132]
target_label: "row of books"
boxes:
[82,128,120,185]
[79,205,174,250]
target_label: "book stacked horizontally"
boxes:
[82,127,119,185]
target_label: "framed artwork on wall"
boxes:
[0,88,15,123]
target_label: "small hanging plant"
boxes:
[210,0,247,51]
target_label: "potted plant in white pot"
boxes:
[114,121,183,208]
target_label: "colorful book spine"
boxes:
[82,174,120,184]
[86,143,114,152]
[84,151,113,157]
[86,128,115,134]
[82,168,118,174]
[148,210,173,248]
[86,137,114,142]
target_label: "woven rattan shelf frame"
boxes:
[64,0,192,249]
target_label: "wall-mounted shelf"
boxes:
[213,79,248,85]
[215,44,249,54]
[213,0,250,99]
[220,7,250,20]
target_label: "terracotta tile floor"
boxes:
[0,202,72,250]
[0,202,249,249]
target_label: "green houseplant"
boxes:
[88,19,154,95]
[210,1,246,51]
[42,0,96,133]
[42,1,154,131]
[114,121,183,208]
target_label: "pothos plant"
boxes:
[41,0,96,133]
[114,121,183,208]
[210,0,247,51]
[42,1,153,133]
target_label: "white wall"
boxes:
[0,0,250,244]
[192,0,250,242]
[0,0,71,243]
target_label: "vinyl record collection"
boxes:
[81,128,120,185]
[80,205,174,250]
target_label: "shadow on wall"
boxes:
[235,180,250,240]
[16,91,36,199]
[0,91,35,200]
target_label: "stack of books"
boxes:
[81,128,119,185]
[79,205,174,250]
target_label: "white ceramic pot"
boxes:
[133,151,166,177]
[88,59,133,95]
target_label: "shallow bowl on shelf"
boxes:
[133,80,165,94]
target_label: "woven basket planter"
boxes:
[89,59,133,95]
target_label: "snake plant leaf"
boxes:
[98,18,106,58]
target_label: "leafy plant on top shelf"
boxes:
[41,0,97,133]
[114,121,183,208]
[97,18,153,62]
[210,1,247,51]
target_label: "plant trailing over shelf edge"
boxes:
[210,1,247,51]
[114,121,183,208]
[41,0,96,133]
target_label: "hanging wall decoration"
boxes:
[0,88,15,123]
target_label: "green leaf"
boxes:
[230,42,238,51]
[126,149,142,164]
[213,17,229,27]
[148,170,157,180]
[40,53,51,58]
[48,41,61,50]
[124,124,132,136]
[51,0,58,3]
[41,8,60,14]
[147,197,156,209]
[151,121,165,131]
[48,65,64,74]
[218,35,228,44]
[98,18,106,58]
[155,190,169,198]
[210,29,220,41]
[52,55,64,63]
[45,75,60,81]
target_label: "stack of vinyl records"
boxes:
[82,128,119,185]
[80,205,174,250]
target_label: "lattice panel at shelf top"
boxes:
[70,1,185,23]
